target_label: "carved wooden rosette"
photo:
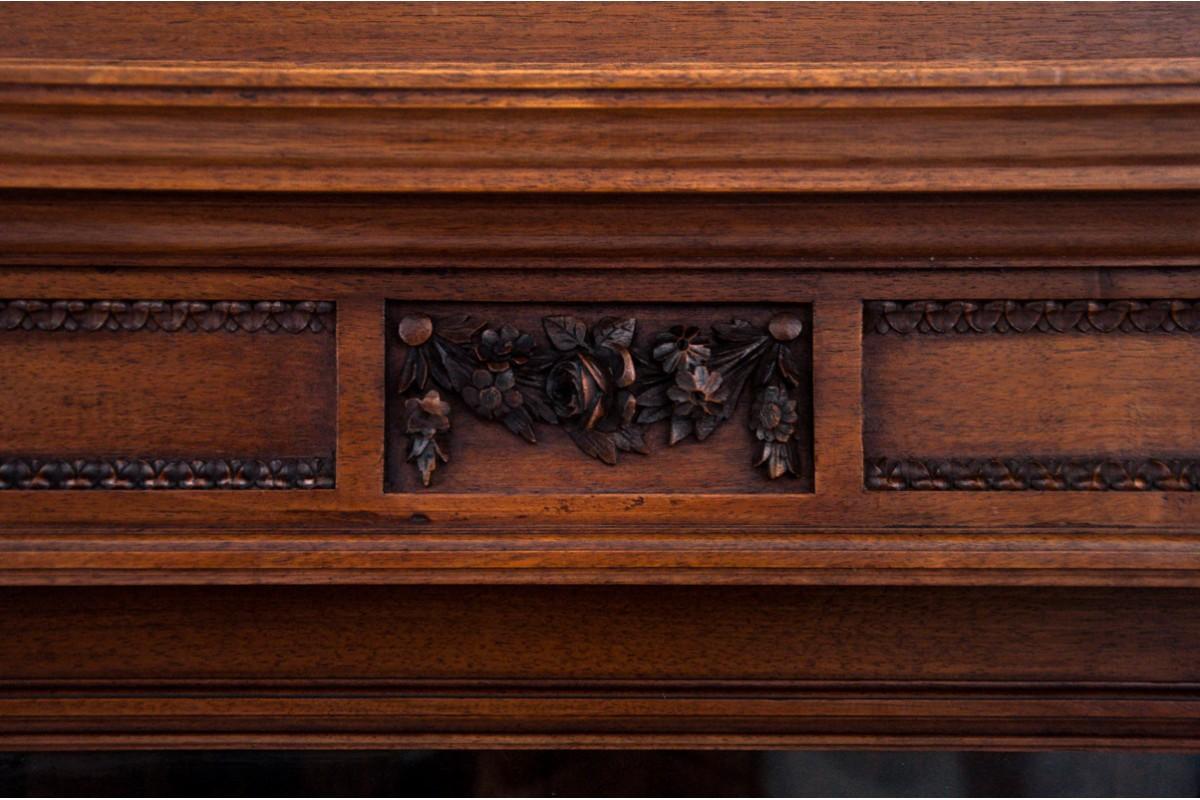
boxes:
[394,312,808,487]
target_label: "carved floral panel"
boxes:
[385,303,812,493]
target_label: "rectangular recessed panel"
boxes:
[0,300,336,489]
[386,302,812,493]
[864,300,1200,491]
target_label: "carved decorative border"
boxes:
[866,457,1200,491]
[0,300,335,334]
[0,457,335,490]
[864,300,1200,335]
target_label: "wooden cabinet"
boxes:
[2,3,1200,750]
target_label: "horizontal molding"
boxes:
[867,458,1200,492]
[4,192,1199,269]
[5,58,1200,92]
[865,299,1200,335]
[2,682,1197,750]
[0,299,335,333]
[1,88,1197,193]
[0,457,335,491]
[3,531,1200,586]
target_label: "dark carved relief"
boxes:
[0,300,334,333]
[865,300,1200,336]
[867,458,1200,492]
[395,312,809,486]
[0,457,334,490]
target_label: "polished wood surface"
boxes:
[5,585,1200,749]
[2,5,1199,193]
[0,3,1198,750]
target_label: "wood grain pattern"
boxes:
[865,334,1200,458]
[4,2,1200,751]
[0,300,336,483]
[2,104,1196,193]
[4,191,1199,270]
[1,6,1198,193]
[1,3,1195,68]
[2,584,1199,749]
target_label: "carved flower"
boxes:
[476,324,535,369]
[461,367,524,420]
[666,366,728,443]
[405,390,451,436]
[405,390,451,487]
[651,325,711,373]
[668,366,727,419]
[750,385,797,444]
[749,385,801,479]
[546,351,636,431]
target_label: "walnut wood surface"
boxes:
[3,584,1199,749]
[1,6,1198,193]
[5,191,1200,270]
[2,2,1199,750]
[0,325,334,458]
[0,268,1198,582]
[865,334,1200,458]
[3,3,1195,65]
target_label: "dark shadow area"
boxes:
[2,750,1200,797]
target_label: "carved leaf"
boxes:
[435,314,486,345]
[611,346,636,388]
[612,423,649,455]
[520,385,559,424]
[397,350,429,394]
[501,407,538,444]
[432,338,477,392]
[694,413,720,441]
[776,344,803,387]
[567,425,618,465]
[668,416,692,445]
[543,315,589,351]
[636,405,673,424]
[711,318,761,343]
[593,317,636,350]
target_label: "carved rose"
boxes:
[546,351,636,431]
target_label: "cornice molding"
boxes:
[1,64,1196,193]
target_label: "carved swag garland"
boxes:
[396,312,807,486]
